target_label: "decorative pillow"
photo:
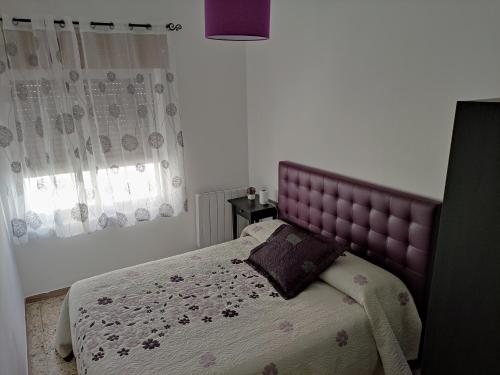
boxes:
[245,224,346,299]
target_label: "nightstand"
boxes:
[228,195,278,239]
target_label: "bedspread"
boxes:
[56,220,420,375]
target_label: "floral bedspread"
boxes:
[56,220,420,375]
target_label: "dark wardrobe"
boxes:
[422,100,500,374]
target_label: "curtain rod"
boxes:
[0,17,182,31]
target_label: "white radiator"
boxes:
[195,188,247,248]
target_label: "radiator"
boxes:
[195,188,247,248]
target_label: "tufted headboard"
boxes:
[278,161,441,314]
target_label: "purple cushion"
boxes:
[245,224,346,299]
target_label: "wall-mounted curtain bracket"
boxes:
[166,23,182,31]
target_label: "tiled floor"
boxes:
[26,294,78,375]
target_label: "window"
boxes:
[0,19,186,242]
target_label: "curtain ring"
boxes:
[109,23,115,30]
[12,18,19,26]
[146,24,152,30]
[59,20,66,28]
[129,24,134,30]
[90,23,96,29]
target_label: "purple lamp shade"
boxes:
[205,0,270,41]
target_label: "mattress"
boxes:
[56,220,420,375]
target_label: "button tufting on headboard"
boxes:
[278,161,441,314]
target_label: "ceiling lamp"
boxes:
[205,0,270,41]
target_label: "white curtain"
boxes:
[0,16,186,243]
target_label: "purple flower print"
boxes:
[270,292,280,298]
[170,275,184,282]
[353,274,368,286]
[200,352,216,368]
[178,315,190,325]
[249,291,259,299]
[92,352,104,361]
[69,70,79,82]
[231,258,243,264]
[107,71,116,82]
[107,340,120,350]
[166,103,177,117]
[124,338,141,348]
[107,334,119,341]
[398,292,410,306]
[302,261,316,273]
[336,330,348,347]
[202,316,212,323]
[342,295,356,305]
[278,321,293,333]
[222,309,239,318]
[97,297,113,305]
[142,338,160,350]
[117,348,129,356]
[262,363,278,375]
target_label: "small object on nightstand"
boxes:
[246,186,256,200]
[259,188,269,204]
[228,195,277,239]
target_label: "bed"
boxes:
[56,161,441,375]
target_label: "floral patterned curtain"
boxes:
[0,16,186,243]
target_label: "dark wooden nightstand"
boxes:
[227,195,278,239]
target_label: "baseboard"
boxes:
[25,287,69,304]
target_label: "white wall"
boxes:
[7,0,500,296]
[1,0,249,296]
[0,206,27,375]
[246,0,500,201]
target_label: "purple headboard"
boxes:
[278,161,441,313]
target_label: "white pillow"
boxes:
[320,252,422,361]
[240,219,287,243]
